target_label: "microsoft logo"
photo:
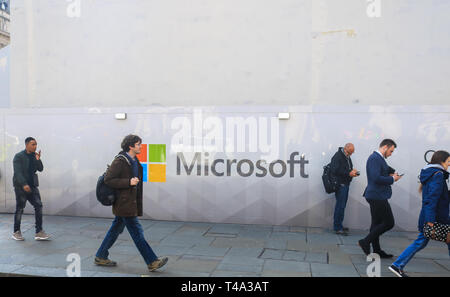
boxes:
[137,144,166,182]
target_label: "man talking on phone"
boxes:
[358,139,402,258]
[12,137,51,241]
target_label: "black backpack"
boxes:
[96,171,116,206]
[322,163,339,194]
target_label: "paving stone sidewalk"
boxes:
[0,214,448,277]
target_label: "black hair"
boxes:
[430,150,450,165]
[379,139,397,148]
[25,137,36,145]
[121,134,142,152]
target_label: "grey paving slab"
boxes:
[259,249,284,260]
[226,247,264,258]
[221,255,265,266]
[283,250,306,262]
[152,245,192,256]
[400,258,450,274]
[166,258,220,273]
[286,239,308,252]
[0,264,24,274]
[13,266,70,277]
[216,263,263,274]
[0,253,44,265]
[307,233,341,245]
[264,239,287,250]
[211,237,265,248]
[305,252,328,264]
[160,235,214,247]
[261,270,311,277]
[263,260,311,273]
[327,251,353,265]
[173,226,209,237]
[93,272,140,277]
[311,263,359,277]
[208,224,243,234]
[434,259,450,271]
[186,245,230,257]
[238,229,272,240]
[289,226,307,233]
[270,232,305,241]
[211,270,261,277]
[273,225,290,232]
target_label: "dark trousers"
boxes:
[14,186,43,233]
[363,199,395,252]
[333,184,349,231]
[96,216,158,265]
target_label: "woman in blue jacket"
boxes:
[389,150,450,277]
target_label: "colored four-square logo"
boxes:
[137,144,166,182]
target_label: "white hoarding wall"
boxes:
[11,0,450,108]
[0,105,448,231]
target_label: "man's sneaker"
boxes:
[34,230,51,241]
[335,230,348,236]
[389,265,409,277]
[12,231,24,241]
[94,257,117,267]
[148,257,168,272]
[358,239,371,255]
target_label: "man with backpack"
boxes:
[95,134,168,272]
[329,143,359,235]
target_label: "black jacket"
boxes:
[330,147,353,185]
[13,150,44,188]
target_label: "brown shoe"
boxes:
[35,230,51,241]
[148,257,168,272]
[94,257,117,267]
[12,231,25,241]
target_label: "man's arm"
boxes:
[104,159,132,189]
[368,157,394,186]
[13,154,28,187]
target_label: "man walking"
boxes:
[12,137,50,241]
[95,134,168,272]
[330,143,359,235]
[358,139,402,258]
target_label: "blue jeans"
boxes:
[96,216,158,265]
[393,232,450,270]
[334,184,349,231]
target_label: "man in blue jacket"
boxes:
[358,139,402,258]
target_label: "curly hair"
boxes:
[121,134,142,152]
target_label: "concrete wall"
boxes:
[0,45,9,107]
[10,0,450,108]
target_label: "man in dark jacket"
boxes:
[358,139,402,258]
[330,143,358,235]
[95,134,168,272]
[12,137,50,241]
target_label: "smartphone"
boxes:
[356,171,360,176]
[398,173,404,177]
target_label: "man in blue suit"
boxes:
[358,139,403,258]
